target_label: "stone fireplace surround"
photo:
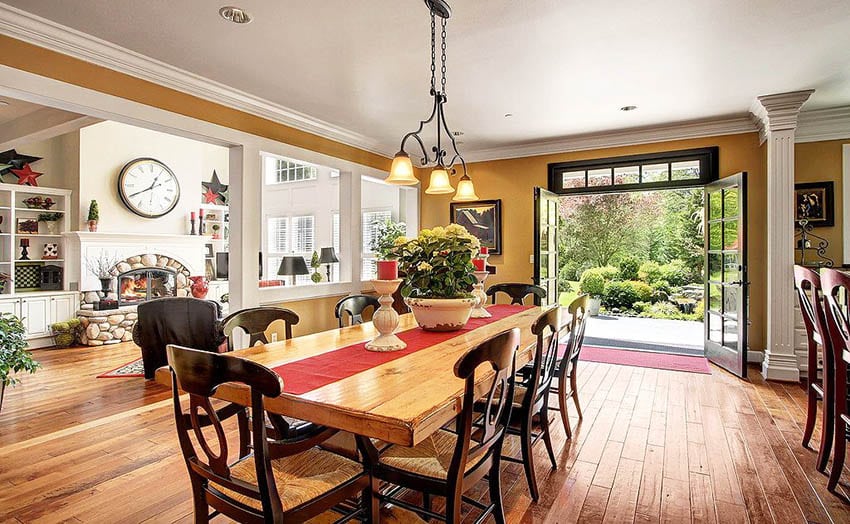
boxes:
[80,253,192,309]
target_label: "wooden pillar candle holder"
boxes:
[470,270,491,318]
[365,278,407,352]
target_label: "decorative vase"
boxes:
[405,296,476,332]
[588,297,602,316]
[365,279,406,352]
[87,220,98,232]
[99,277,112,295]
[45,221,58,234]
[189,276,209,299]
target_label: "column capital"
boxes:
[750,89,814,142]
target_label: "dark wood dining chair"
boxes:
[335,294,381,328]
[502,306,563,502]
[549,294,589,438]
[220,306,300,351]
[165,344,376,523]
[486,283,547,305]
[821,269,850,492]
[795,265,834,472]
[366,328,520,524]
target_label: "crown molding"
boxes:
[796,106,850,143]
[750,90,815,143]
[462,116,757,163]
[0,3,392,159]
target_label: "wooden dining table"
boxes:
[155,305,545,447]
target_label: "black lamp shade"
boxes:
[319,247,339,264]
[277,256,309,276]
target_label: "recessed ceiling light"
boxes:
[620,105,638,112]
[219,6,252,24]
[504,113,513,118]
[0,101,9,107]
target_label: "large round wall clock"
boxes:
[117,158,181,218]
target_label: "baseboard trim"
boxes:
[761,350,801,382]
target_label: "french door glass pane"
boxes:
[709,191,722,220]
[723,318,739,348]
[723,187,739,216]
[724,286,739,319]
[708,223,722,250]
[709,284,722,312]
[724,220,738,249]
[708,253,722,281]
[723,254,740,282]
[709,313,722,342]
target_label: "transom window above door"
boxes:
[549,147,719,194]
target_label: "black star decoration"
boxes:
[0,149,42,177]
[201,170,228,205]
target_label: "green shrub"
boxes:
[659,259,690,286]
[633,301,651,314]
[638,261,663,283]
[603,281,641,309]
[579,270,606,297]
[638,302,684,319]
[618,256,640,281]
[693,299,705,320]
[650,280,671,303]
[629,281,653,302]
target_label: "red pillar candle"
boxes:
[479,246,489,255]
[190,211,196,220]
[472,258,486,271]
[376,260,399,280]
[199,208,204,217]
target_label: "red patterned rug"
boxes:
[97,358,144,378]
[579,345,711,374]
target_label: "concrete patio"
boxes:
[584,314,704,356]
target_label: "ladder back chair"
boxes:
[166,344,375,523]
[485,283,547,306]
[503,306,563,501]
[550,294,589,438]
[366,328,521,524]
[335,294,381,328]
[821,269,850,492]
[221,306,300,351]
[794,265,834,472]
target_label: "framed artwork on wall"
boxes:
[450,199,502,255]
[795,181,834,227]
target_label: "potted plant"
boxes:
[0,312,40,413]
[51,318,82,348]
[87,200,99,232]
[310,250,323,283]
[579,269,606,316]
[211,223,221,239]
[38,212,62,234]
[391,224,478,331]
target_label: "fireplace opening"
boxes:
[118,268,177,306]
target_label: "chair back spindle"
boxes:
[527,306,566,408]
[221,306,300,351]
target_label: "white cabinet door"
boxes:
[0,299,20,317]
[20,296,50,337]
[50,294,76,324]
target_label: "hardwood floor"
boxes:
[1,342,849,523]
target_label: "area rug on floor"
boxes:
[97,358,144,378]
[579,345,711,374]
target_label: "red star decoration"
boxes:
[202,187,219,204]
[11,163,43,186]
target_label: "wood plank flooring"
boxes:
[1,342,849,523]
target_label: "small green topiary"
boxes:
[87,200,99,221]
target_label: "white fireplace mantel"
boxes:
[64,231,210,291]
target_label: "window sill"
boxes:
[258,281,356,305]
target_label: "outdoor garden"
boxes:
[557,189,705,321]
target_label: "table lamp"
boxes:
[319,247,339,282]
[277,256,309,286]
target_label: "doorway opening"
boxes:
[557,188,705,356]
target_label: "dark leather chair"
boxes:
[220,306,299,351]
[335,294,381,327]
[486,283,547,305]
[794,266,833,472]
[133,297,223,379]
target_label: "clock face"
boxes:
[117,158,181,218]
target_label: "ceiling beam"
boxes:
[0,107,100,151]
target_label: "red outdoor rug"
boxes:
[579,345,711,374]
[98,358,144,378]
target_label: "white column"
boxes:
[228,144,261,310]
[752,90,813,382]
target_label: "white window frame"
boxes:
[361,208,393,281]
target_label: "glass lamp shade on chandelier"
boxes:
[384,0,479,202]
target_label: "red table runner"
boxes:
[273,305,532,395]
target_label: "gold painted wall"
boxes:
[420,133,768,351]
[795,139,850,264]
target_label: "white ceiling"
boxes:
[5,0,850,155]
[0,96,47,126]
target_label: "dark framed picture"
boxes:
[16,218,38,234]
[205,243,214,258]
[795,182,834,227]
[450,199,502,254]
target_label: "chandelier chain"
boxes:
[430,13,436,92]
[440,17,447,94]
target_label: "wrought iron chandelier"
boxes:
[385,0,478,202]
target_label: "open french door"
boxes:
[534,187,559,306]
[704,172,748,377]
